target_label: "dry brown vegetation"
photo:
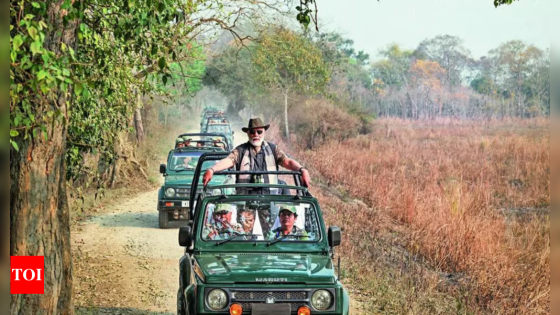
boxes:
[281,118,549,314]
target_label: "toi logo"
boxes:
[11,256,45,294]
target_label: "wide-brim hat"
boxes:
[242,118,270,133]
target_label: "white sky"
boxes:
[316,0,552,60]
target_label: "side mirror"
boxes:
[232,131,235,135]
[159,164,167,174]
[179,226,193,247]
[328,226,341,247]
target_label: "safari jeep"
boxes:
[157,134,231,229]
[203,122,234,149]
[177,161,349,315]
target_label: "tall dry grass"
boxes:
[293,118,549,314]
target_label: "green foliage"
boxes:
[11,0,211,179]
[10,1,74,147]
[295,0,316,29]
[253,28,330,94]
[494,0,519,6]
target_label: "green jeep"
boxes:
[200,109,225,131]
[176,156,349,315]
[203,122,234,149]
[157,134,231,229]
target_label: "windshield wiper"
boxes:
[267,234,308,246]
[216,232,262,246]
[173,168,194,173]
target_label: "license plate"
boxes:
[181,201,189,207]
[251,304,291,315]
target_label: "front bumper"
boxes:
[158,199,190,210]
[196,286,341,315]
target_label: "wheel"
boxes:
[159,211,169,229]
[177,288,186,315]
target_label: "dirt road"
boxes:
[73,188,180,315]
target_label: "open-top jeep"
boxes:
[203,122,234,149]
[157,134,231,229]
[177,154,349,315]
[200,109,226,131]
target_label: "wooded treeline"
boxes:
[207,31,550,125]
[203,29,549,148]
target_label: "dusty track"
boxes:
[73,189,180,315]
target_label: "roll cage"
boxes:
[177,133,230,151]
[189,152,312,212]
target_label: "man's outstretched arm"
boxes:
[281,158,311,187]
[203,158,235,186]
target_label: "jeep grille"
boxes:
[231,290,309,313]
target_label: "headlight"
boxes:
[311,290,333,310]
[207,289,228,310]
[212,188,221,195]
[165,188,176,198]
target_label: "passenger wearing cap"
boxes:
[183,137,192,147]
[212,137,225,149]
[267,205,308,240]
[202,204,243,240]
[175,138,185,148]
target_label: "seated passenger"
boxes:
[177,157,194,169]
[202,204,243,240]
[182,137,192,147]
[212,137,225,149]
[238,208,256,234]
[267,206,308,240]
[175,138,185,148]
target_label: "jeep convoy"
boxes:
[160,108,349,314]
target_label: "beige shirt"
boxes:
[228,143,287,167]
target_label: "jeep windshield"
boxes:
[201,200,321,242]
[206,124,231,134]
[169,152,217,171]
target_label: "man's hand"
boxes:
[203,169,214,186]
[301,169,311,187]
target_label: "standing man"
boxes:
[202,118,311,193]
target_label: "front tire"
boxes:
[177,288,186,315]
[159,211,169,229]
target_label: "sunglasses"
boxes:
[249,129,264,135]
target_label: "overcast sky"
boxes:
[316,0,552,61]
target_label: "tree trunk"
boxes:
[134,106,145,145]
[10,2,76,314]
[284,89,290,141]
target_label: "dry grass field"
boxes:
[285,118,549,314]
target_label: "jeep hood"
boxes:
[195,253,335,285]
[165,175,226,187]
[165,174,194,186]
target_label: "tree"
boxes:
[488,40,548,117]
[415,35,471,86]
[409,60,446,118]
[253,28,330,140]
[203,45,259,119]
[372,44,413,89]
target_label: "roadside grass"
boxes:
[281,118,549,314]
